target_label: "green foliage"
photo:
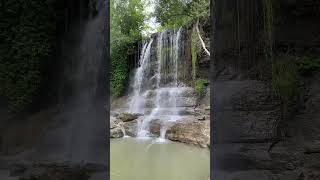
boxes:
[111,43,130,97]
[187,0,210,18]
[272,54,299,116]
[298,56,320,76]
[154,0,190,28]
[0,0,56,112]
[111,0,145,41]
[154,0,210,29]
[110,0,146,97]
[195,79,209,97]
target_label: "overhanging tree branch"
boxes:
[196,18,210,56]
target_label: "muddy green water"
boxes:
[110,138,210,180]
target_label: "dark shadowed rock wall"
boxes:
[213,0,320,179]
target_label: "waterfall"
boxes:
[127,27,194,140]
[175,27,182,86]
[128,39,153,113]
[56,0,107,164]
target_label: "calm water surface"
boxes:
[111,137,210,180]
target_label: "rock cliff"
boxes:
[212,0,320,179]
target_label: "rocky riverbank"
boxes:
[110,109,210,148]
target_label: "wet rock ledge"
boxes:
[110,110,210,148]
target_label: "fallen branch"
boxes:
[196,18,210,56]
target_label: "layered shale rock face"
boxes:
[213,0,320,179]
[213,81,280,143]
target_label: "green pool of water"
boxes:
[110,137,210,180]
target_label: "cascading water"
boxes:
[127,27,194,141]
[128,40,151,113]
[64,4,107,163]
[21,0,108,166]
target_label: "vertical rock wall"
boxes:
[212,0,320,179]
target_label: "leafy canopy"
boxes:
[154,0,210,29]
[110,0,146,97]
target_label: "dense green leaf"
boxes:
[0,0,56,112]
[110,0,146,97]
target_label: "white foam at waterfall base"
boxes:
[127,27,192,141]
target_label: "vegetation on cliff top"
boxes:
[110,0,145,97]
[155,0,210,29]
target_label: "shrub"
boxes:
[195,79,209,98]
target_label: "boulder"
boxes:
[110,116,125,138]
[122,117,161,137]
[120,116,211,147]
[149,119,172,136]
[123,120,138,137]
[118,113,140,122]
[110,128,124,138]
[149,119,162,135]
[166,118,210,147]
[110,116,121,129]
